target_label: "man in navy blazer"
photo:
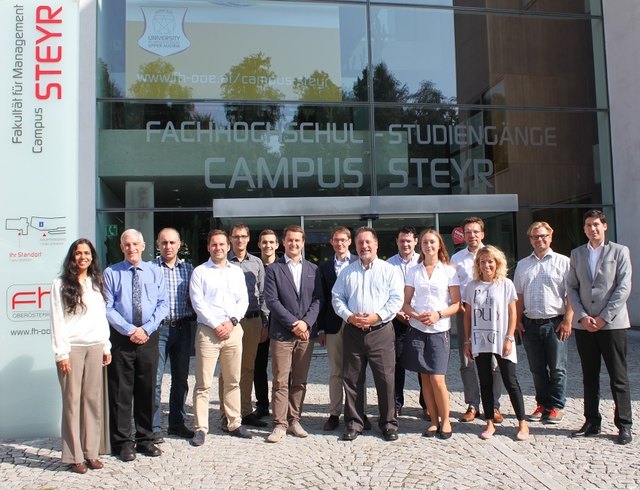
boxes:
[264,225,321,442]
[567,209,633,445]
[316,226,358,431]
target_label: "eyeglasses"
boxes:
[231,235,249,240]
[530,234,550,241]
[332,238,350,243]
[464,230,482,235]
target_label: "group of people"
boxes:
[49,209,633,473]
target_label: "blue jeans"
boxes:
[153,321,192,431]
[522,316,568,410]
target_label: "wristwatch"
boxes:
[230,317,239,326]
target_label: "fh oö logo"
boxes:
[6,284,51,322]
[138,8,190,56]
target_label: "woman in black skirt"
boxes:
[402,229,460,439]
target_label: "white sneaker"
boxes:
[266,427,287,443]
[286,421,308,438]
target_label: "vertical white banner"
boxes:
[0,1,79,438]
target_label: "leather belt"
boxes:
[244,311,261,319]
[524,315,563,325]
[348,322,385,333]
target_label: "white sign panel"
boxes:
[0,1,79,438]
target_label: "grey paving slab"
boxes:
[1,330,639,489]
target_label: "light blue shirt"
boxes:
[104,260,169,336]
[331,257,404,324]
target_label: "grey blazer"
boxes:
[567,241,632,330]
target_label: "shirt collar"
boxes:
[529,248,555,261]
[285,254,302,265]
[156,256,184,268]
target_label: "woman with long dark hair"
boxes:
[50,239,111,473]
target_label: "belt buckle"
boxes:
[362,326,371,333]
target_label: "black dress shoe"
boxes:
[382,429,399,441]
[254,406,270,419]
[323,415,340,431]
[168,425,195,438]
[119,445,136,462]
[572,421,601,437]
[341,429,361,441]
[230,425,253,439]
[136,443,162,457]
[363,415,372,431]
[617,427,632,445]
[242,412,268,427]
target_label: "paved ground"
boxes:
[2,329,639,490]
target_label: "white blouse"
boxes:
[50,277,111,362]
[406,262,459,333]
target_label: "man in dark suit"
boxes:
[567,209,633,445]
[264,225,321,443]
[316,226,358,431]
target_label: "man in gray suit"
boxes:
[567,209,633,445]
[263,225,321,443]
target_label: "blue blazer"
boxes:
[264,256,321,341]
[316,256,358,335]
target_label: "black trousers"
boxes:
[476,352,525,421]
[108,328,159,451]
[574,329,632,429]
[253,338,270,411]
[343,322,397,432]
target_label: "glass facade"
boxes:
[96,0,610,263]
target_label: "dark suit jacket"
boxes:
[567,240,632,330]
[264,256,321,341]
[316,255,358,335]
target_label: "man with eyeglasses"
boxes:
[514,222,573,424]
[316,226,358,431]
[219,223,269,428]
[451,217,504,424]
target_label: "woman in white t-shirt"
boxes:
[402,230,460,439]
[51,239,111,473]
[463,245,529,441]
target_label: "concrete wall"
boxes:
[604,0,640,326]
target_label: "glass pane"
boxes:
[370,7,603,108]
[97,101,372,206]
[373,216,436,260]
[373,107,611,208]
[303,218,365,264]
[97,210,215,267]
[98,1,368,102]
[438,212,515,271]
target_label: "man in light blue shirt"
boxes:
[332,227,404,442]
[104,229,168,462]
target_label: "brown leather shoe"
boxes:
[460,406,477,422]
[85,459,104,470]
[70,462,87,474]
[493,408,504,425]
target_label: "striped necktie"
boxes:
[132,267,142,327]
